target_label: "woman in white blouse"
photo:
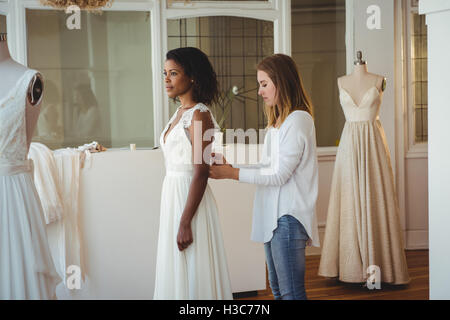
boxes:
[209,54,319,300]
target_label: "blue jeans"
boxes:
[264,215,309,300]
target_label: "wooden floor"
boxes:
[237,250,429,300]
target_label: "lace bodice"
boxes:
[338,86,382,122]
[0,69,38,161]
[160,103,220,174]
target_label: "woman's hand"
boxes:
[209,163,239,180]
[177,221,193,251]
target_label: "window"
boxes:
[291,0,347,147]
[167,16,274,140]
[0,14,5,32]
[14,0,288,149]
[405,0,428,152]
[410,11,428,143]
[27,9,154,149]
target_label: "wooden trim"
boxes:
[406,230,429,249]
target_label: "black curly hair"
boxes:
[166,47,219,106]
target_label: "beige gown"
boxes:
[318,84,410,285]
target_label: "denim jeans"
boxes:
[264,214,309,300]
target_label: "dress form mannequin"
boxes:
[0,33,62,300]
[0,33,43,150]
[319,51,410,284]
[338,51,386,105]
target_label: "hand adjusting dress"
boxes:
[0,69,61,299]
[153,103,233,299]
[318,85,410,285]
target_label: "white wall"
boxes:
[419,0,450,300]
[405,157,428,249]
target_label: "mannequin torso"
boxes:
[0,39,43,150]
[338,64,386,106]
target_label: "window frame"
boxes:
[162,0,291,143]
[404,0,428,159]
[7,0,164,147]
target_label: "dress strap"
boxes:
[180,103,220,130]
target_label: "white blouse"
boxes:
[235,110,320,247]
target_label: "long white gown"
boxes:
[153,103,233,300]
[0,69,61,299]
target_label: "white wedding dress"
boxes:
[153,103,233,300]
[0,69,61,299]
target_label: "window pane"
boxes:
[0,14,6,32]
[411,12,428,143]
[26,10,154,149]
[167,16,274,142]
[291,0,347,147]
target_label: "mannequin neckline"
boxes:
[351,64,369,77]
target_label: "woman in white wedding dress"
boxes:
[153,47,232,300]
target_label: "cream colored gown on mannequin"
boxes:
[153,103,232,300]
[0,69,61,299]
[318,82,410,285]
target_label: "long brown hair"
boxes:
[257,54,314,128]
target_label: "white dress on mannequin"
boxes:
[0,69,61,299]
[153,103,232,300]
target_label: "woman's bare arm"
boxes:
[177,109,215,251]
